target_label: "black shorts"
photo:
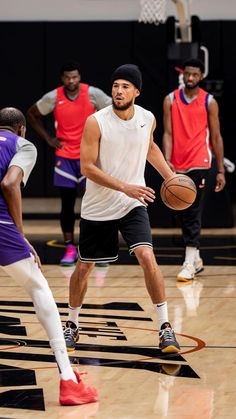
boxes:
[78,206,153,264]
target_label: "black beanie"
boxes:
[111,64,142,91]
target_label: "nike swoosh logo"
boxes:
[140,124,146,128]
[58,100,64,104]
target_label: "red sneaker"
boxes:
[60,371,98,405]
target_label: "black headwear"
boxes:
[111,64,142,91]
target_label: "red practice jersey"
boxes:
[170,88,212,172]
[54,84,96,159]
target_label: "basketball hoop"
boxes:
[139,0,167,25]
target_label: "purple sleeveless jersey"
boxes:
[0,131,31,266]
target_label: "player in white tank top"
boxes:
[82,104,154,220]
[63,64,181,354]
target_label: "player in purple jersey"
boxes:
[0,107,98,406]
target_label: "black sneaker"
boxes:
[159,322,180,353]
[63,321,79,352]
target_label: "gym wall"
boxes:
[0,19,235,226]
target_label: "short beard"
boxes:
[112,98,133,111]
[67,86,77,92]
[185,81,200,90]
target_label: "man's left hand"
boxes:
[215,173,226,192]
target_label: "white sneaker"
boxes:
[177,262,195,282]
[194,258,204,274]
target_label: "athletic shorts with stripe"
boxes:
[54,156,86,189]
[78,206,153,264]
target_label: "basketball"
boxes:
[160,174,197,210]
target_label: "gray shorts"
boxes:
[78,206,153,264]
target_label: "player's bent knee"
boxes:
[135,247,155,268]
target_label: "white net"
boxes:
[139,0,167,25]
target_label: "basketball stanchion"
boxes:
[139,0,167,25]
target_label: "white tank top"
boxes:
[81,104,154,220]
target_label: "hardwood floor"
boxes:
[1,261,236,418]
[1,198,236,417]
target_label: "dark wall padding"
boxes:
[0,20,235,226]
[0,22,46,195]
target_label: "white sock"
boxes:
[195,249,200,260]
[185,246,197,265]
[50,339,77,382]
[68,305,81,328]
[154,301,168,330]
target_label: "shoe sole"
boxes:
[176,280,193,287]
[66,347,76,353]
[161,345,180,354]
[195,267,204,275]
[60,395,98,405]
[177,275,195,282]
[161,364,181,375]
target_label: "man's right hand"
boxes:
[46,137,63,149]
[122,184,156,206]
